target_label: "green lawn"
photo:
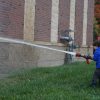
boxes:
[0,62,100,100]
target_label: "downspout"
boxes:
[60,29,75,64]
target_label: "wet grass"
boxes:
[0,62,100,100]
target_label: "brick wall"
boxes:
[34,0,52,42]
[58,0,70,40]
[74,0,84,45]
[0,0,24,39]
[87,0,94,45]
[0,0,94,45]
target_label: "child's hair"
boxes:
[93,40,100,47]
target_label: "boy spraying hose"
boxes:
[76,40,100,87]
[0,37,99,87]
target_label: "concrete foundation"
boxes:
[0,42,93,68]
[0,42,66,68]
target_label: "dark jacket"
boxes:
[93,47,100,68]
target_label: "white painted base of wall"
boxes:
[0,43,66,68]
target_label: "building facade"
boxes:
[0,0,94,67]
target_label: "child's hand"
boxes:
[76,53,81,57]
[85,55,93,60]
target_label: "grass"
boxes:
[0,62,100,100]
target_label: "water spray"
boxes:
[0,37,76,55]
[0,37,92,64]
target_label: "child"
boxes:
[76,40,100,87]
[90,40,100,87]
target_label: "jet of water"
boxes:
[0,37,76,56]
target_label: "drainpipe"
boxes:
[60,29,75,64]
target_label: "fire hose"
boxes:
[76,53,93,64]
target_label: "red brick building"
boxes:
[0,0,94,46]
[0,0,94,67]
